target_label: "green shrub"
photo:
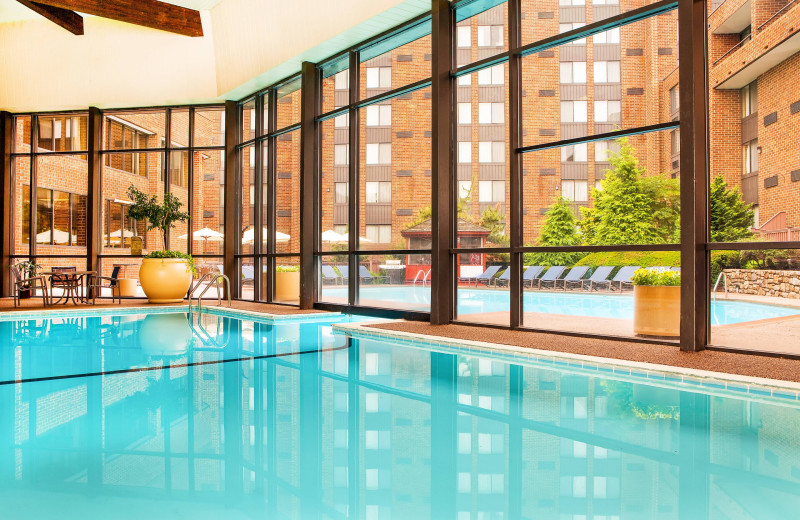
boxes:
[574,251,680,270]
[276,265,300,273]
[145,250,197,275]
[631,268,681,287]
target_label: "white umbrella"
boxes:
[241,227,290,244]
[321,229,348,243]
[178,227,224,241]
[36,229,77,244]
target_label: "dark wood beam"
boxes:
[32,0,203,37]
[17,1,84,35]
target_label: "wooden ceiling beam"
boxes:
[31,0,204,37]
[17,0,84,35]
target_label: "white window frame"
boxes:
[458,141,472,163]
[478,180,505,202]
[365,142,391,165]
[561,180,589,202]
[458,103,472,125]
[560,62,586,84]
[334,70,349,90]
[561,101,588,123]
[366,104,391,126]
[594,61,620,83]
[366,67,392,89]
[478,102,504,124]
[334,144,349,165]
[456,26,471,48]
[365,224,392,244]
[477,64,504,85]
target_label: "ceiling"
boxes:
[0,0,226,23]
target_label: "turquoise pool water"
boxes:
[2,309,800,519]
[322,286,800,325]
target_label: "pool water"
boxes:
[1,309,800,519]
[322,286,800,325]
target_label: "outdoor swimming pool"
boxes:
[1,308,799,519]
[321,286,800,325]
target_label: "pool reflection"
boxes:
[1,332,800,519]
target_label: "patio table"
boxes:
[42,270,97,305]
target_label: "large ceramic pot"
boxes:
[274,271,300,302]
[633,285,680,337]
[139,257,193,303]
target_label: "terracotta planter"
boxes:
[139,258,193,303]
[274,271,300,302]
[633,285,680,337]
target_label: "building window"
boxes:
[366,181,392,203]
[458,103,472,125]
[365,224,391,243]
[593,28,620,44]
[477,65,504,85]
[478,103,504,124]
[458,142,472,163]
[458,181,472,199]
[106,118,149,150]
[560,62,587,84]
[740,25,752,45]
[105,199,146,249]
[334,70,349,90]
[456,26,471,48]
[594,140,620,161]
[366,104,391,126]
[366,67,392,89]
[559,23,587,44]
[741,81,758,117]
[168,150,187,187]
[457,74,472,86]
[28,187,87,246]
[334,182,348,204]
[477,25,503,47]
[742,139,759,174]
[334,111,349,128]
[479,180,504,203]
[670,86,680,113]
[670,129,680,156]
[594,61,620,83]
[37,116,83,152]
[561,143,588,162]
[365,143,391,165]
[561,0,586,4]
[478,141,505,163]
[561,101,588,123]
[334,144,349,165]
[561,180,589,202]
[593,0,619,4]
[594,100,621,122]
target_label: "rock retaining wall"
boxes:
[722,269,800,299]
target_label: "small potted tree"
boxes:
[14,260,42,299]
[126,186,195,303]
[631,268,681,337]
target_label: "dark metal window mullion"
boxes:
[266,88,278,303]
[164,109,172,251]
[508,0,523,330]
[348,50,360,307]
[30,115,38,261]
[253,96,265,301]
[188,106,195,258]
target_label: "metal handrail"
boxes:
[422,268,432,287]
[190,273,232,311]
[712,271,728,301]
[412,270,425,286]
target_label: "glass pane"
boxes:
[320,117,349,253]
[170,108,190,148]
[359,87,432,252]
[189,256,225,299]
[194,107,226,147]
[321,56,349,114]
[455,64,509,248]
[13,115,31,153]
[456,260,510,326]
[35,154,88,254]
[238,257,255,301]
[455,0,508,67]
[101,152,164,254]
[274,256,300,304]
[521,13,678,148]
[318,255,349,304]
[13,156,31,255]
[240,145,255,255]
[275,130,300,254]
[192,150,225,256]
[241,98,256,142]
[710,249,800,355]
[103,111,166,150]
[276,77,302,130]
[36,114,88,152]
[169,150,190,253]
[359,19,431,98]
[357,254,431,311]
[96,257,145,298]
[522,130,677,247]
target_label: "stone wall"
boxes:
[723,269,800,299]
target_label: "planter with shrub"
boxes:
[274,265,300,302]
[631,268,681,337]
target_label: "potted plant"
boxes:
[126,186,195,303]
[631,268,681,337]
[14,260,42,299]
[274,264,300,302]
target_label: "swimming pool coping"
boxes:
[332,321,800,404]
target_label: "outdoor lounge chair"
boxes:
[241,265,255,286]
[535,266,568,289]
[495,266,546,287]
[359,265,388,284]
[552,265,590,290]
[338,265,349,283]
[321,265,341,285]
[591,265,641,291]
[88,266,122,304]
[571,266,613,291]
[467,265,502,287]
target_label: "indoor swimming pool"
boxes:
[1,308,799,519]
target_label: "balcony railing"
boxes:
[712,0,798,66]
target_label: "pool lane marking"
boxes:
[0,341,352,386]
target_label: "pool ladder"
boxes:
[712,271,729,301]
[190,273,232,312]
[412,268,432,287]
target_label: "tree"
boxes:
[580,138,676,245]
[480,204,508,246]
[126,185,190,250]
[525,196,585,266]
[709,176,754,242]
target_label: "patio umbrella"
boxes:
[179,227,224,253]
[36,228,77,244]
[321,229,348,243]
[241,227,290,244]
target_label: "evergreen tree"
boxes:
[525,196,585,266]
[709,176,754,242]
[580,139,673,245]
